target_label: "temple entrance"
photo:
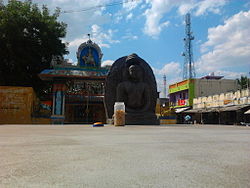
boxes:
[63,79,106,124]
[64,104,87,123]
[64,103,106,124]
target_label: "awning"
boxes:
[175,107,190,113]
[244,109,250,114]
[185,109,201,113]
[185,108,215,113]
[219,105,249,112]
[185,105,250,113]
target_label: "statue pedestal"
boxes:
[125,113,159,125]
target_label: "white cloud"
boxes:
[195,0,227,16]
[101,60,114,67]
[122,33,138,40]
[178,0,227,16]
[31,0,113,60]
[196,10,250,76]
[178,3,194,16]
[122,0,142,11]
[112,0,142,24]
[126,13,133,21]
[153,62,182,76]
[66,24,119,62]
[213,70,247,79]
[113,11,123,24]
[68,36,88,48]
[144,0,228,37]
[143,0,172,38]
[152,62,182,96]
[51,0,111,8]
[69,24,120,48]
[156,75,183,97]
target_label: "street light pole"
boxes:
[248,72,250,91]
[200,110,203,124]
[218,107,220,125]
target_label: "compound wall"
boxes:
[0,86,34,124]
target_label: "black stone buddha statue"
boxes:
[105,53,159,125]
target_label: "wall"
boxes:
[194,79,238,98]
[193,88,250,109]
[0,86,34,124]
[188,79,195,106]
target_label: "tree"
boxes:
[237,76,250,89]
[0,0,68,96]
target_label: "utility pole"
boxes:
[182,13,195,80]
[163,75,166,98]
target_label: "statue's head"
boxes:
[125,53,139,66]
[128,64,143,81]
[125,53,144,82]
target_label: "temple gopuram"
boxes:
[39,37,109,124]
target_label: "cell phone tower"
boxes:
[182,13,195,80]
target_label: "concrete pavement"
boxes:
[0,124,249,188]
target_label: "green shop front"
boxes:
[169,79,195,123]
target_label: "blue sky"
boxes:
[9,0,250,96]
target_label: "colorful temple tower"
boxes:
[39,37,109,124]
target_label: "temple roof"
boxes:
[40,36,108,81]
[39,67,109,81]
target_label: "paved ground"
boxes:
[0,124,249,188]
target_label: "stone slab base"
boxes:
[125,113,160,125]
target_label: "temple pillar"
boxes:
[51,82,67,124]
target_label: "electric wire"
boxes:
[62,0,139,14]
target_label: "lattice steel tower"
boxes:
[182,13,195,80]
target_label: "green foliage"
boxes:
[236,76,250,89]
[0,0,68,96]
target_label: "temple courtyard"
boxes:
[0,124,249,188]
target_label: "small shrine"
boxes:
[39,35,109,124]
